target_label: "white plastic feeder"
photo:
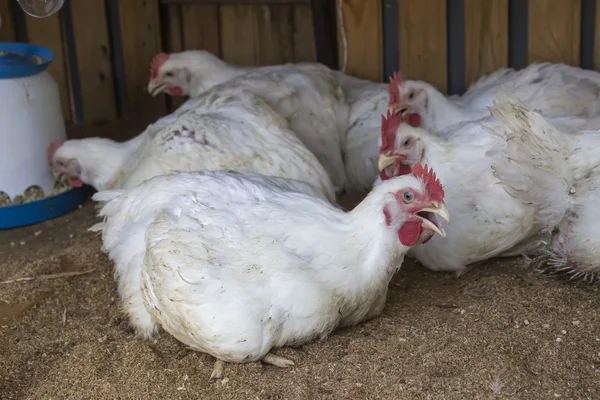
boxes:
[0,42,67,200]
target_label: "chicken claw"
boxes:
[262,353,295,368]
[210,359,225,380]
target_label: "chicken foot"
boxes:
[209,353,294,379]
[261,353,295,368]
[210,359,226,379]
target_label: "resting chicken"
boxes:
[147,50,350,192]
[387,64,600,137]
[373,81,543,274]
[47,83,335,203]
[490,97,600,281]
[91,156,450,378]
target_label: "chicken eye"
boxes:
[402,191,414,203]
[403,139,411,147]
[165,72,174,77]
[408,91,415,100]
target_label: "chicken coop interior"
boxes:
[2,0,600,398]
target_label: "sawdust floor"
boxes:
[1,194,600,400]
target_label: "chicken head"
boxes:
[382,163,449,246]
[377,110,426,180]
[47,141,83,187]
[388,72,425,127]
[147,52,188,97]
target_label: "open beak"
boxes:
[378,153,403,172]
[148,80,168,97]
[416,202,451,237]
[388,102,412,116]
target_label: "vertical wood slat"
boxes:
[336,0,383,82]
[181,4,220,54]
[528,0,581,65]
[118,0,166,120]
[25,14,71,120]
[220,4,299,66]
[399,0,448,93]
[256,4,294,65]
[70,0,117,122]
[163,4,186,112]
[464,0,509,88]
[220,5,259,65]
[0,0,16,42]
[291,3,317,62]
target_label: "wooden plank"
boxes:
[464,0,509,87]
[220,4,259,65]
[181,4,220,55]
[164,5,186,111]
[336,0,382,82]
[595,0,600,71]
[399,0,447,93]
[118,0,166,120]
[255,4,294,65]
[161,0,309,4]
[0,0,16,42]
[70,0,117,122]
[528,0,580,65]
[291,3,316,62]
[25,14,71,120]
[165,5,183,52]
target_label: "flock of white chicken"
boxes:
[45,49,600,378]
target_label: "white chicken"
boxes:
[47,85,336,203]
[91,164,450,379]
[147,50,427,192]
[374,92,542,273]
[147,50,350,192]
[388,63,600,137]
[489,98,600,281]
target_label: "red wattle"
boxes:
[397,221,422,246]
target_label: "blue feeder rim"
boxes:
[0,42,54,79]
[0,186,92,230]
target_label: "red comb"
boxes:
[380,110,402,153]
[150,52,169,79]
[47,140,62,166]
[387,71,403,106]
[411,163,444,202]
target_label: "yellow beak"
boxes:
[416,202,451,237]
[378,154,402,172]
[147,80,167,97]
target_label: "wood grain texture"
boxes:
[118,0,166,119]
[337,0,382,82]
[255,4,294,65]
[220,4,259,65]
[528,0,580,65]
[164,5,186,112]
[70,0,117,122]
[164,5,183,52]
[464,0,508,87]
[181,4,220,54]
[399,0,447,93]
[25,14,71,120]
[0,0,16,42]
[291,3,316,62]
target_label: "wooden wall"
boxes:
[0,0,594,129]
[0,0,316,126]
[339,0,592,93]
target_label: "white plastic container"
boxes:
[0,69,66,199]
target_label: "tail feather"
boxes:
[487,95,574,231]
